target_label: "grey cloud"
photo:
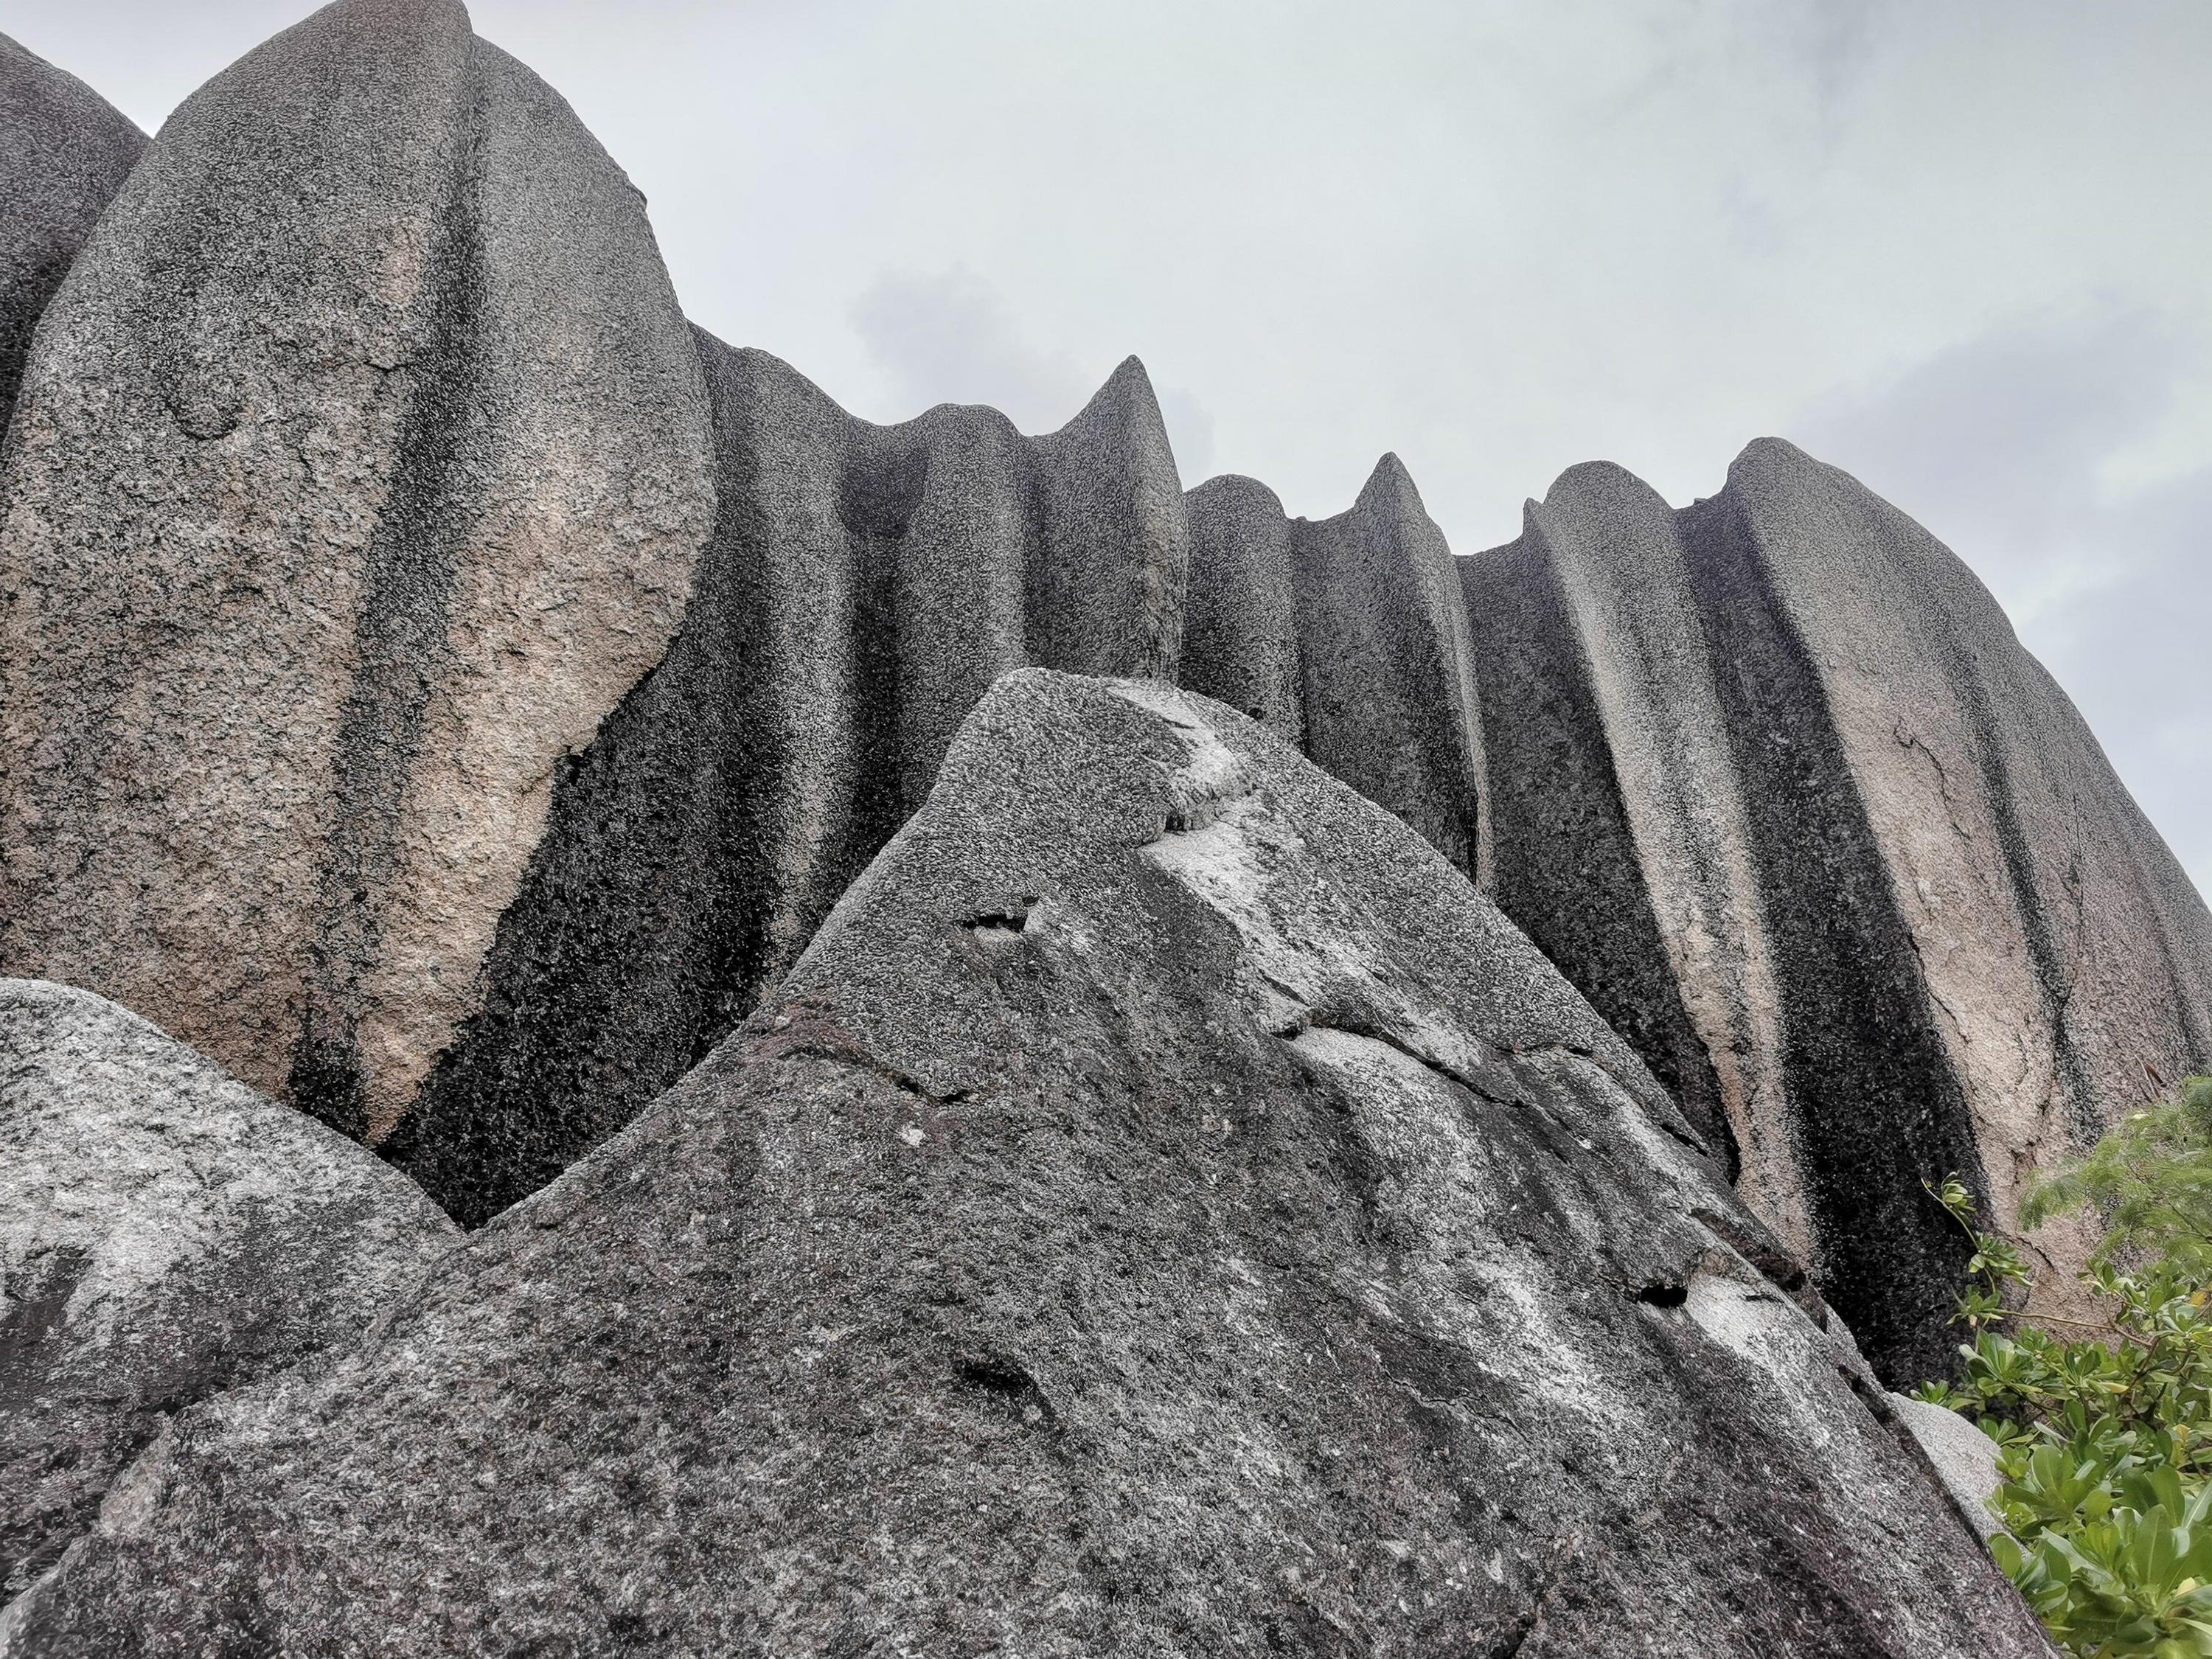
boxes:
[849,267,1092,432]
[1156,386,1216,483]
[849,266,1216,476]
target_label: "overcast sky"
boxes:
[13,0,2212,888]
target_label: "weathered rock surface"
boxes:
[0,11,1489,1227]
[0,978,458,1600]
[1185,459,1487,876]
[384,339,1489,1223]
[0,0,717,1148]
[0,33,145,432]
[1469,439,2212,1384]
[1890,1392,2004,1543]
[4,1,2205,1403]
[2,673,2046,1656]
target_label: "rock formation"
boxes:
[0,33,145,432]
[0,0,718,1150]
[1,0,2208,1411]
[386,341,1490,1222]
[0,1,1490,1230]
[0,978,458,1600]
[1468,442,2212,1382]
[1183,460,1487,877]
[0,674,2048,1657]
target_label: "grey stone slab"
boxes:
[0,673,2046,1656]
[0,978,457,1599]
[1888,1393,2004,1543]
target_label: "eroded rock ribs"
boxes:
[1,0,2210,1387]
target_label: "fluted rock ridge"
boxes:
[0,673,2046,1657]
[1472,439,2212,1382]
[0,32,145,432]
[387,340,1492,1222]
[0,0,718,1148]
[3,1,2210,1394]
[1185,459,1488,875]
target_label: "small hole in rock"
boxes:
[958,1354,1034,1395]
[1633,1283,1688,1308]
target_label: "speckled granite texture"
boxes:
[1467,442,2212,1383]
[0,675,2049,1657]
[0,978,457,1599]
[0,0,2206,1410]
[0,32,143,431]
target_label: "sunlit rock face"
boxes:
[1468,439,2212,1384]
[0,978,457,1600]
[0,675,2047,1658]
[0,32,145,431]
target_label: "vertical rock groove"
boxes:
[1463,473,1740,1183]
[290,42,487,1141]
[1678,484,1979,1385]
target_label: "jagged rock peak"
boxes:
[0,673,2046,1655]
[0,31,145,430]
[0,978,459,1600]
[1472,434,2212,1382]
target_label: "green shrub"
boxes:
[2020,1077,2212,1281]
[1913,1088,2212,1658]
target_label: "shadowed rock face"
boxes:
[0,0,717,1149]
[1186,459,1489,877]
[1472,439,2212,1384]
[0,34,145,431]
[384,341,1490,1224]
[0,979,458,1600]
[0,673,2046,1658]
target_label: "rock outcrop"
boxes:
[1184,460,1487,876]
[0,4,1488,1228]
[0,978,459,1599]
[0,0,718,1148]
[0,33,145,431]
[385,341,1492,1223]
[3,0,2208,1397]
[1469,439,2212,1383]
[0,673,2047,1657]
